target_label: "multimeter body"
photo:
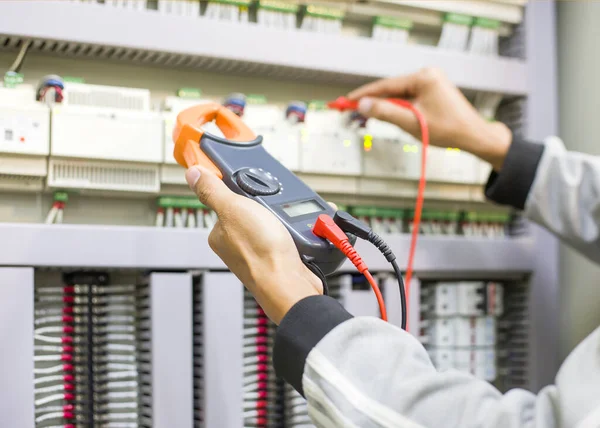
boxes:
[173,103,354,276]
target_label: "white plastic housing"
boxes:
[0,103,49,156]
[362,118,421,180]
[426,147,479,184]
[300,110,362,176]
[62,82,151,111]
[51,106,163,163]
[244,104,300,171]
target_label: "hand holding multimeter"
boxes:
[173,100,420,329]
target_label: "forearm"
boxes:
[273,296,558,428]
[485,136,600,263]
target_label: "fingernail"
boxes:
[358,97,373,115]
[185,167,201,189]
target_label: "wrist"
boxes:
[460,121,512,171]
[251,263,322,325]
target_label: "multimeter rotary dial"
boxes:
[236,167,281,196]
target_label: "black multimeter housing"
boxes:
[199,131,355,276]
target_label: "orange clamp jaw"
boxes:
[172,102,257,179]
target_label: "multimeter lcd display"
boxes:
[281,200,324,218]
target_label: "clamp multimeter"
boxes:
[173,103,356,280]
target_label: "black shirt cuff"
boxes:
[273,295,352,396]
[485,139,545,210]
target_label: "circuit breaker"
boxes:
[300,108,362,176]
[421,281,506,383]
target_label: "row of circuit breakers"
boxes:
[0,82,492,193]
[33,272,525,428]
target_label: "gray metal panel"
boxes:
[202,272,244,428]
[0,267,35,427]
[150,272,194,428]
[525,0,561,392]
[0,223,536,273]
[0,1,527,94]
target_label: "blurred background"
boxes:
[0,1,597,427]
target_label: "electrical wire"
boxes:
[327,96,429,330]
[312,214,388,321]
[391,260,407,331]
[8,39,32,73]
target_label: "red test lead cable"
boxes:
[327,96,430,327]
[313,214,388,321]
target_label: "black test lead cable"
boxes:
[333,211,407,330]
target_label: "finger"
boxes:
[358,97,419,136]
[185,165,236,214]
[347,73,420,100]
[328,202,338,211]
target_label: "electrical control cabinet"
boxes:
[244,103,301,171]
[51,106,163,163]
[300,109,362,176]
[361,118,421,180]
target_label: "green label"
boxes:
[247,94,267,104]
[159,196,206,209]
[4,71,24,88]
[444,13,473,26]
[305,4,344,20]
[63,76,85,84]
[177,87,202,98]
[259,0,298,13]
[54,191,69,202]
[474,17,500,29]
[374,16,413,30]
[211,0,251,6]
[308,100,327,111]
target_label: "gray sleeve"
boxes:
[485,136,600,263]
[522,137,600,263]
[303,317,566,428]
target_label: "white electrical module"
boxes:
[426,146,479,184]
[49,82,162,192]
[300,108,362,176]
[244,102,300,171]
[0,86,50,191]
[362,118,421,180]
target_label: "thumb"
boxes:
[185,165,235,214]
[358,97,419,136]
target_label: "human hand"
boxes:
[348,68,512,171]
[185,165,323,324]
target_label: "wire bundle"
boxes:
[45,192,68,225]
[204,0,250,22]
[300,5,343,34]
[372,16,412,44]
[36,75,65,104]
[34,284,78,428]
[242,290,276,428]
[155,197,217,229]
[34,273,149,428]
[468,18,500,56]
[192,278,204,427]
[224,92,247,117]
[157,0,200,17]
[256,1,298,29]
[285,101,307,124]
[438,13,473,51]
[92,283,144,427]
